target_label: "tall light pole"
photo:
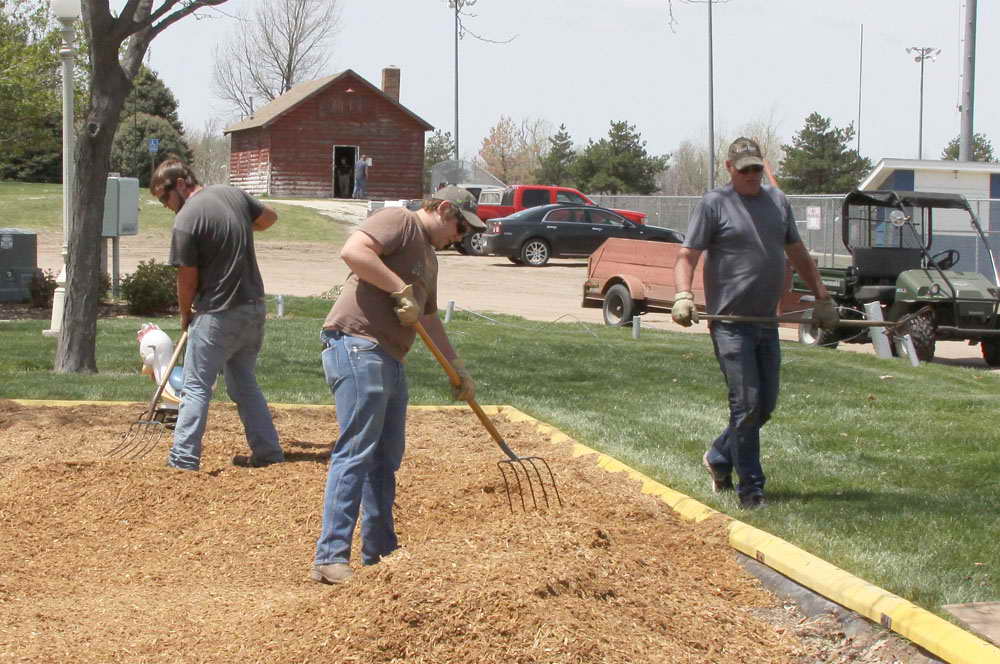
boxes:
[906,46,939,160]
[44,0,81,338]
[707,0,715,189]
[448,0,477,162]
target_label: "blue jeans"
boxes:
[314,330,407,566]
[352,178,366,199]
[168,302,283,470]
[706,323,781,498]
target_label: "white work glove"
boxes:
[812,297,839,330]
[390,284,420,326]
[449,357,476,402]
[671,291,699,327]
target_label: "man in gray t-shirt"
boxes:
[672,138,837,510]
[151,158,284,471]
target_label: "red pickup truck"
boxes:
[460,184,647,255]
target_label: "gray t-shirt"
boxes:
[683,184,800,319]
[169,185,266,313]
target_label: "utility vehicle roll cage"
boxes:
[841,189,1000,286]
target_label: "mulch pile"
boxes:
[0,400,914,663]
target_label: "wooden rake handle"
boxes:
[412,321,520,461]
[143,330,188,420]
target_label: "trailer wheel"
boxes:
[602,284,635,326]
[798,317,839,350]
[981,339,1000,367]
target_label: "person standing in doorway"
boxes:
[671,137,838,510]
[151,158,285,472]
[353,154,369,199]
[336,157,352,199]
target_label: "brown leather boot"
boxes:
[309,563,353,584]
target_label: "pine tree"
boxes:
[535,123,575,186]
[941,133,997,162]
[778,113,871,194]
[424,130,455,192]
[572,121,668,195]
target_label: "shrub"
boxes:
[29,269,58,308]
[97,271,112,303]
[120,259,177,315]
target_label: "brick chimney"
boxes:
[381,66,400,102]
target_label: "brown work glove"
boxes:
[390,284,420,326]
[449,357,476,401]
[671,291,699,327]
[812,297,839,329]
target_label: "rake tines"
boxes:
[497,454,563,512]
[108,331,187,461]
[107,417,172,460]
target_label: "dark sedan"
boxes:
[480,204,684,266]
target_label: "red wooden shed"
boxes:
[223,67,432,200]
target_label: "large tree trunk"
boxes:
[53,34,130,373]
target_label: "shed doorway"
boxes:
[333,145,358,198]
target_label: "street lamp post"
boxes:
[905,46,939,160]
[44,0,81,338]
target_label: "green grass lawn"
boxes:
[0,181,350,246]
[1,306,997,623]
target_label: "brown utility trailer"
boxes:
[582,238,799,326]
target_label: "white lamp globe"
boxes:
[51,0,82,19]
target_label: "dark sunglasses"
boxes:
[737,165,764,175]
[157,184,174,205]
[455,216,471,236]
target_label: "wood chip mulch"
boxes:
[0,400,914,663]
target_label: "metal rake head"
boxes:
[496,455,563,512]
[106,413,173,460]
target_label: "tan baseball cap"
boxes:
[728,137,765,170]
[432,186,486,230]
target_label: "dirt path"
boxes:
[33,198,995,371]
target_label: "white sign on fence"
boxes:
[806,206,822,230]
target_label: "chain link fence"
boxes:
[591,194,1000,283]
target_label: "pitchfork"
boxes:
[414,321,562,512]
[107,331,187,460]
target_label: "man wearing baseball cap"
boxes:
[671,137,838,510]
[309,185,484,584]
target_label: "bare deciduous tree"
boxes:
[213,0,340,117]
[187,117,231,185]
[666,115,785,195]
[477,115,552,184]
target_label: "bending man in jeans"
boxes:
[672,137,837,510]
[310,186,483,585]
[151,158,285,472]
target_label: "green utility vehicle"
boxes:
[795,190,1000,365]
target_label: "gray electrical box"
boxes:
[102,175,140,237]
[0,228,38,302]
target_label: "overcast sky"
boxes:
[141,0,996,168]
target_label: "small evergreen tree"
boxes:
[941,133,997,162]
[124,66,186,135]
[424,130,455,191]
[111,113,191,187]
[778,113,871,194]
[534,123,575,186]
[572,121,667,195]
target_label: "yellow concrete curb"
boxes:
[9,399,998,663]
